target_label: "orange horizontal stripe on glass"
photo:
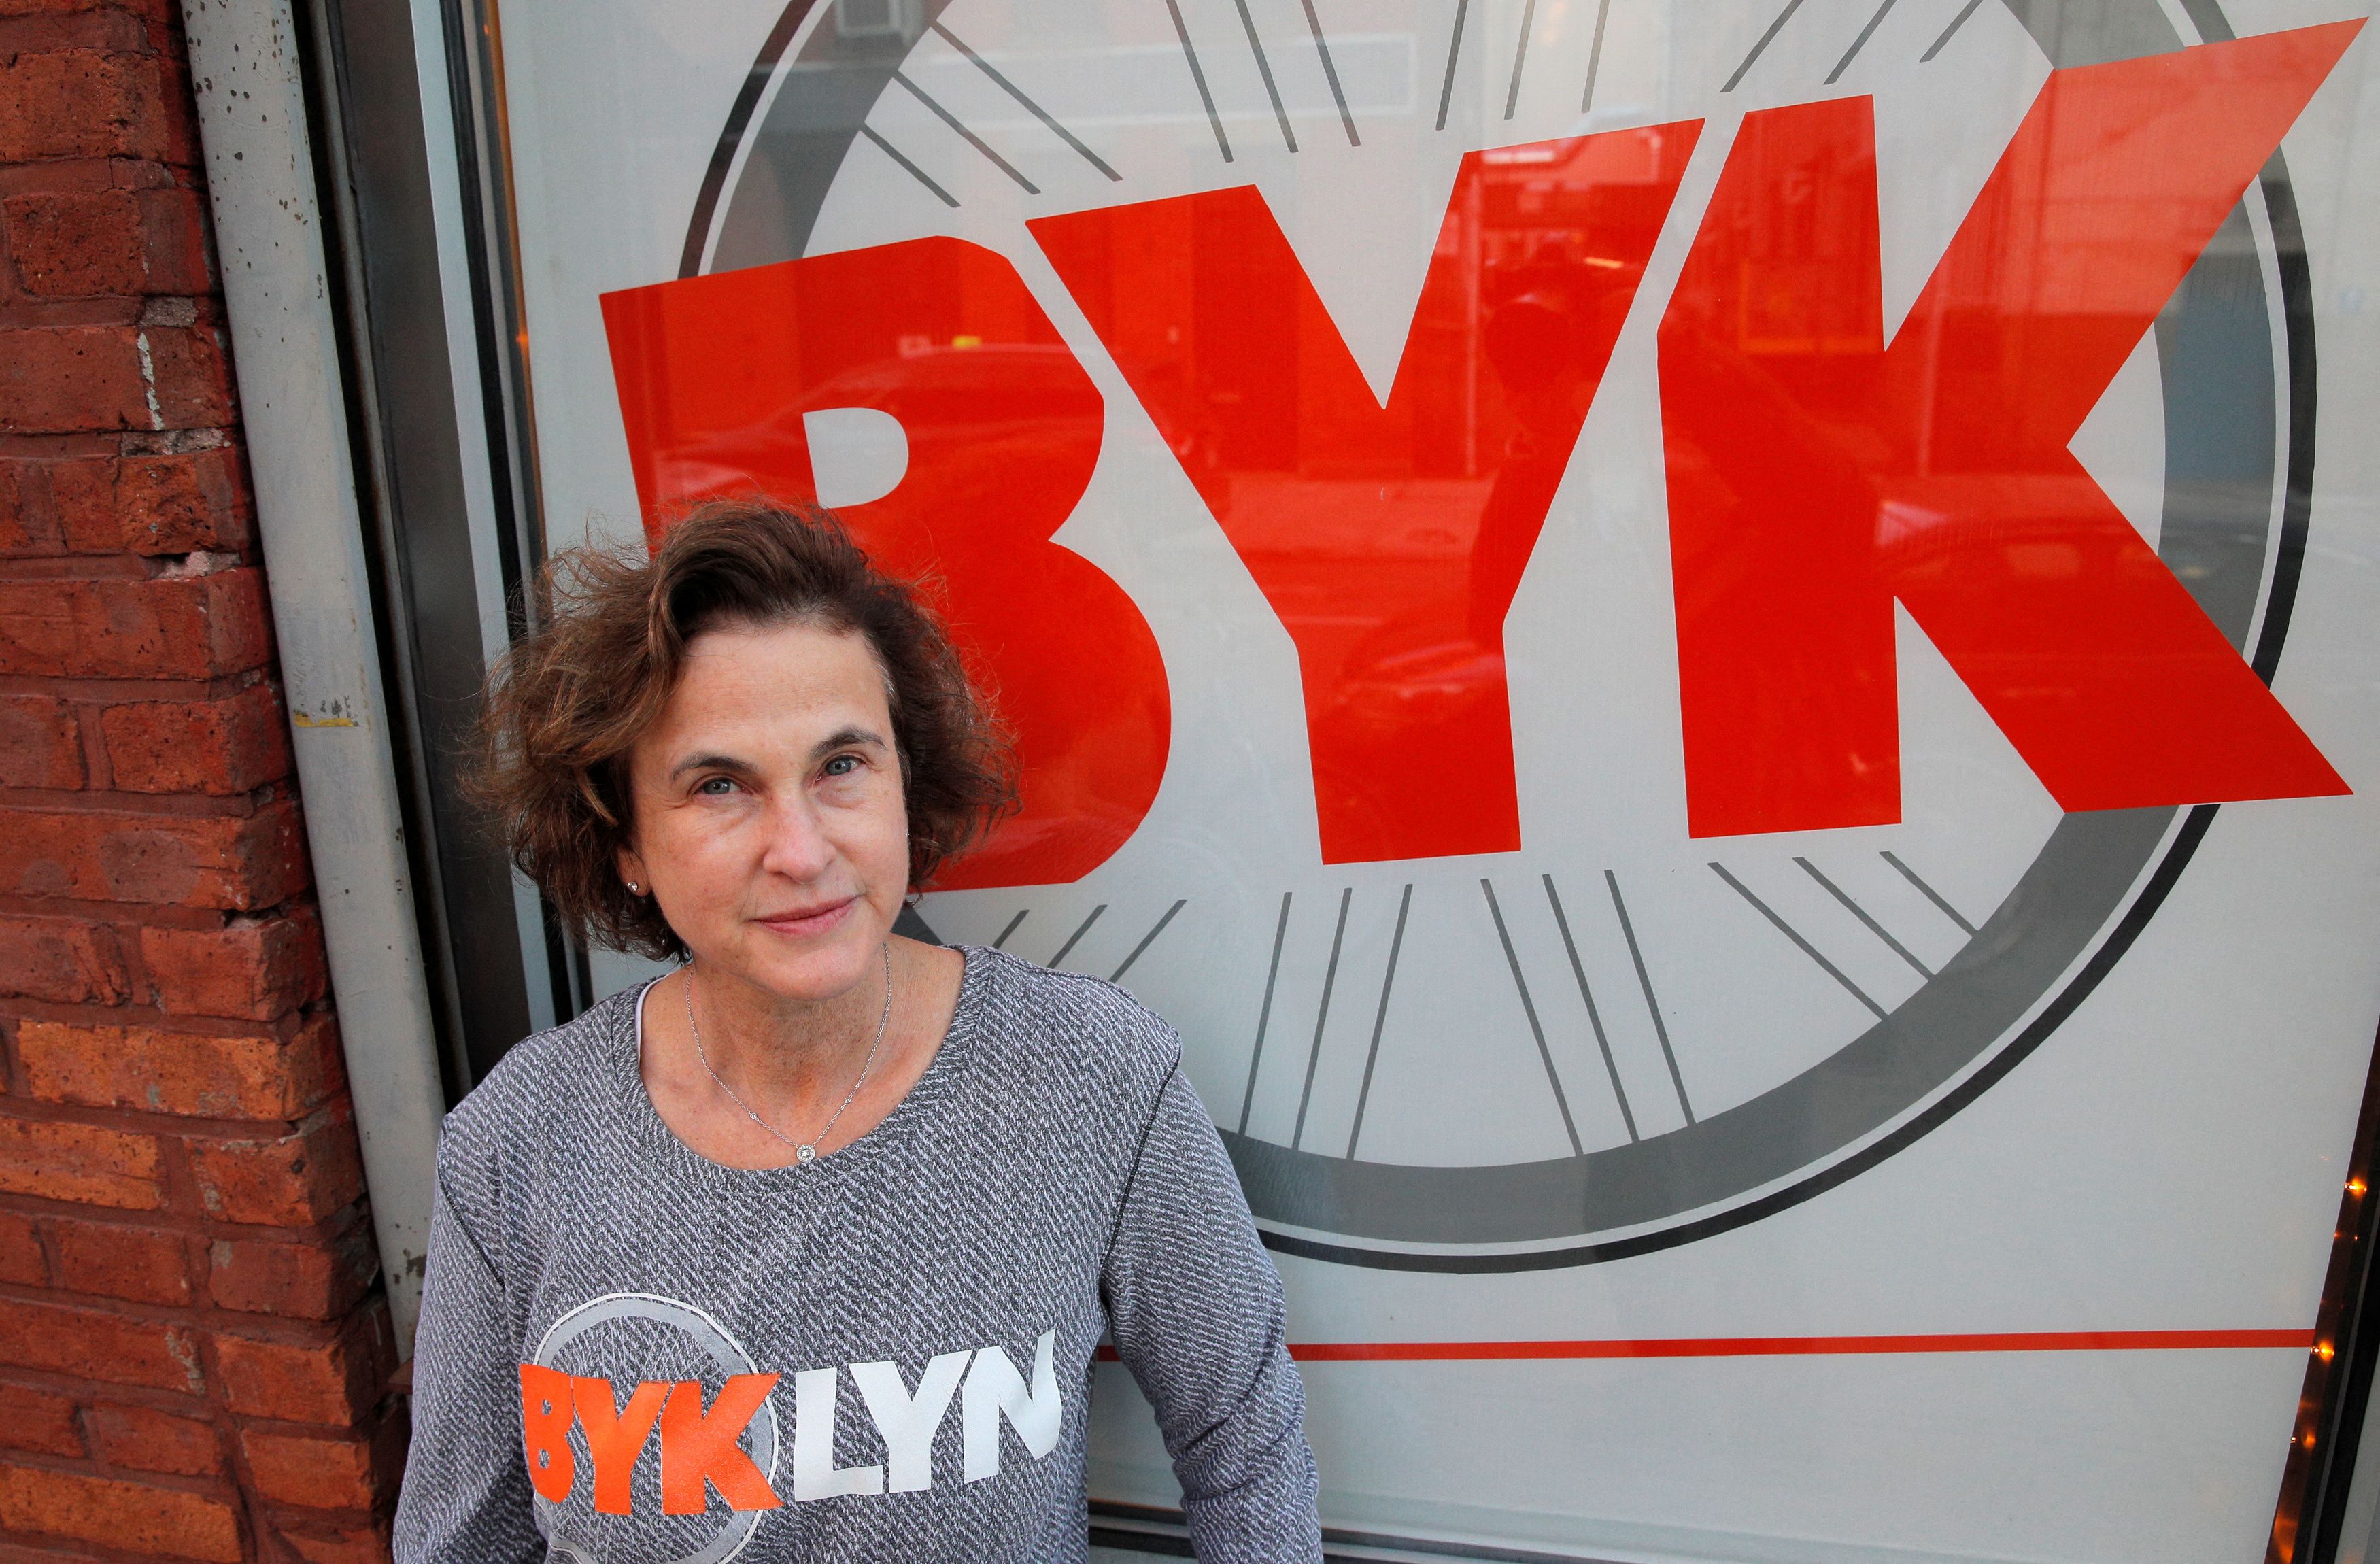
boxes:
[1091,1329,2313,1365]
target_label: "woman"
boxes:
[394,500,1321,1561]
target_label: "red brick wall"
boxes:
[0,0,403,1557]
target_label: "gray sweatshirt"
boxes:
[394,945,1321,1563]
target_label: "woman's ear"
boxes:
[617,844,649,897]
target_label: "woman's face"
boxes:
[618,619,910,1005]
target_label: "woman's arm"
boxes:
[391,1168,547,1562]
[1103,1066,1324,1563]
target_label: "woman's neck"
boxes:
[683,946,889,1100]
[638,935,965,1170]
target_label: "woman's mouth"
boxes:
[753,896,859,939]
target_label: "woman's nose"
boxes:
[756,794,836,880]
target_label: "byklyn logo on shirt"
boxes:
[522,1291,1061,1550]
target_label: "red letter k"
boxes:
[1660,23,2356,837]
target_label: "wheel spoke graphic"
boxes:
[1240,892,1294,1135]
[1798,857,1933,977]
[1299,0,1361,145]
[1504,0,1540,118]
[930,22,1122,180]
[1712,864,1888,1021]
[1484,879,1583,1157]
[857,126,957,207]
[1882,851,1977,935]
[1724,0,1812,91]
[1110,900,1187,982]
[1608,870,1694,1123]
[1436,0,1471,130]
[1921,0,1990,62]
[1346,885,1414,1159]
[1580,0,1614,111]
[1049,903,1106,966]
[1827,0,1901,82]
[1293,888,1353,1150]
[1545,874,1637,1142]
[890,69,1039,192]
[1162,0,1234,163]
[1231,0,1298,151]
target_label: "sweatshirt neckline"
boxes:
[618,943,986,1187]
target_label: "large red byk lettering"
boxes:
[1033,125,1699,863]
[602,239,1169,889]
[1658,23,2356,838]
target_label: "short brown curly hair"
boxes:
[471,499,1014,960]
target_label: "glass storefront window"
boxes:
[377,0,2380,1554]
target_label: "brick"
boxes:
[242,1422,397,1510]
[0,914,126,1004]
[0,796,307,908]
[0,1386,81,1458]
[188,1110,363,1226]
[0,460,52,556]
[0,326,147,434]
[20,1017,230,1113]
[3,190,139,294]
[0,568,272,679]
[0,10,150,52]
[0,696,83,787]
[0,1297,199,1391]
[0,188,207,298]
[212,1316,384,1425]
[141,912,325,1019]
[154,56,201,169]
[105,683,290,795]
[139,188,211,292]
[0,1116,159,1209]
[45,452,118,553]
[22,1013,342,1119]
[141,324,235,428]
[116,445,249,554]
[0,462,27,553]
[0,0,177,16]
[86,1402,220,1477]
[0,1462,241,1562]
[24,448,250,556]
[277,1522,392,1564]
[0,52,169,163]
[209,1223,375,1320]
[0,1,97,16]
[43,1217,188,1305]
[0,1212,42,1287]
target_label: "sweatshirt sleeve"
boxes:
[392,1161,546,1563]
[1102,1066,1323,1563]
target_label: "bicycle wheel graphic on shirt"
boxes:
[600,0,2353,1270]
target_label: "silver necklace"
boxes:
[685,942,891,1165]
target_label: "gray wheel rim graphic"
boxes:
[684,0,2313,1265]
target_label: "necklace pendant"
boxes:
[796,1144,817,1163]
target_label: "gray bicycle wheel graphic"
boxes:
[673,0,2321,1270]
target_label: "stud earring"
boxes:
[626,881,642,895]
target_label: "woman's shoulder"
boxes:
[956,944,1183,1095]
[438,985,643,1165]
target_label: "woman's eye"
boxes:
[696,777,736,796]
[821,755,860,779]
